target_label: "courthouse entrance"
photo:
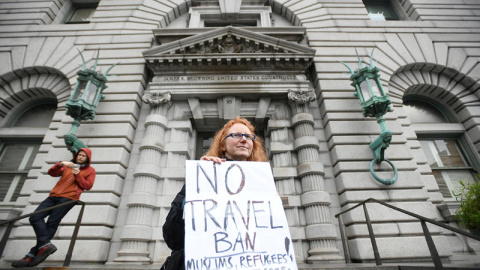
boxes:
[114,26,343,264]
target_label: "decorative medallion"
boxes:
[288,89,316,104]
[142,91,172,106]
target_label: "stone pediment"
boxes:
[143,26,315,73]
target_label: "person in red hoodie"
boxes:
[12,148,96,268]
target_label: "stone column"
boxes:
[114,91,172,264]
[288,90,342,262]
[268,102,307,260]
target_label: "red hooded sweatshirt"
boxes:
[48,148,96,200]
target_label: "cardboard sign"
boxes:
[184,160,297,270]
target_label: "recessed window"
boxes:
[66,1,98,24]
[187,6,271,28]
[0,100,56,205]
[404,98,478,201]
[11,103,56,128]
[420,139,476,200]
[204,21,257,27]
[363,0,400,21]
[0,143,40,204]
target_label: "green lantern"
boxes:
[64,50,116,154]
[340,48,397,185]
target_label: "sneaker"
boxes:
[11,255,35,268]
[30,243,57,266]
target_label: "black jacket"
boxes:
[162,185,186,270]
[163,184,186,250]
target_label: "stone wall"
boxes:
[0,0,478,266]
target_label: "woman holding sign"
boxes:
[162,117,267,270]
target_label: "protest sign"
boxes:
[184,160,297,270]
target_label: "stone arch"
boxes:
[389,63,480,107]
[136,1,191,28]
[0,68,71,124]
[268,0,328,26]
[388,63,480,122]
[388,63,480,157]
[347,33,480,105]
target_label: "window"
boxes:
[0,101,56,205]
[187,6,272,28]
[419,139,476,199]
[0,144,40,204]
[9,103,57,127]
[403,100,447,123]
[363,0,401,21]
[204,21,257,27]
[65,1,98,24]
[404,99,478,200]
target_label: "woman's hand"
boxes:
[200,156,226,164]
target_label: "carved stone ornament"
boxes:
[186,34,272,54]
[288,89,316,104]
[142,91,172,106]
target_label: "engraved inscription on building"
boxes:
[159,75,299,82]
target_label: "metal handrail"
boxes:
[335,198,480,269]
[0,200,85,267]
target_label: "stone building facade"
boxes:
[0,0,479,266]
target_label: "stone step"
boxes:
[2,254,479,270]
[0,266,399,270]
[0,264,478,270]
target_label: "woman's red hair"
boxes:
[204,117,267,162]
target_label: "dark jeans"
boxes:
[28,197,75,256]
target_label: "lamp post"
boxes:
[340,48,398,185]
[64,50,116,154]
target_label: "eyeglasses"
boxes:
[223,133,256,141]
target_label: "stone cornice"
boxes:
[152,27,308,44]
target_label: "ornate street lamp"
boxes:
[340,48,398,185]
[64,50,116,154]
